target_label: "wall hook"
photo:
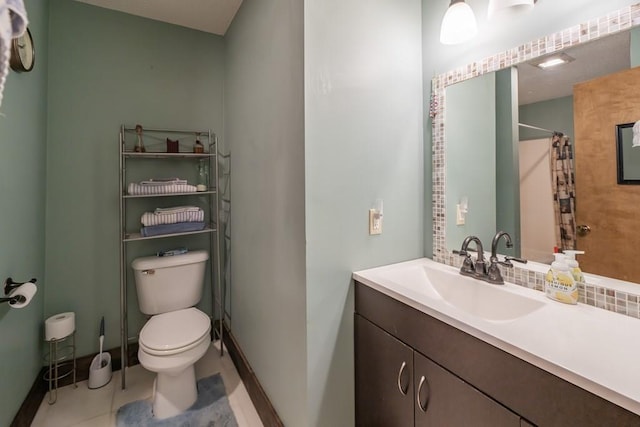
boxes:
[4,277,37,295]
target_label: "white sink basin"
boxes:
[424,267,545,321]
[359,261,545,322]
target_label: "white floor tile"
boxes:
[111,365,155,412]
[229,382,263,427]
[30,397,51,427]
[35,379,115,427]
[69,413,112,427]
[31,342,263,427]
[194,342,224,379]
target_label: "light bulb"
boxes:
[440,1,478,45]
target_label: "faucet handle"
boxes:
[505,256,527,264]
[496,259,513,268]
[453,250,475,275]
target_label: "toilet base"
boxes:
[153,365,198,419]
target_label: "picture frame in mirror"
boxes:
[616,121,640,185]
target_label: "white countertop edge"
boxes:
[353,259,640,416]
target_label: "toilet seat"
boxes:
[139,307,210,356]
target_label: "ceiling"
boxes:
[518,31,630,105]
[75,0,243,36]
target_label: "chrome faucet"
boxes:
[456,236,487,278]
[486,231,528,284]
[456,232,527,284]
[487,231,513,284]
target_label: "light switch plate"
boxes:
[369,209,382,235]
[456,204,465,225]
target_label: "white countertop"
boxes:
[353,257,640,415]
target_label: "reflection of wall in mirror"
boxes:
[519,138,556,264]
[445,73,496,250]
[518,97,574,264]
[519,96,574,142]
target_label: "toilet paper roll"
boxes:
[8,282,37,309]
[45,312,75,341]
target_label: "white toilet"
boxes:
[131,250,211,419]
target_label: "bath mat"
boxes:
[116,373,238,427]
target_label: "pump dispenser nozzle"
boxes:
[551,253,570,271]
[553,253,566,263]
[563,250,585,260]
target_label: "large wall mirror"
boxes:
[433,4,640,283]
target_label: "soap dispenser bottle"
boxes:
[544,253,578,304]
[563,250,585,285]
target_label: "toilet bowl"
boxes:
[131,250,211,420]
[138,307,211,419]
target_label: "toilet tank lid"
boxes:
[131,250,209,270]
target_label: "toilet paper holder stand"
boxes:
[1,277,36,305]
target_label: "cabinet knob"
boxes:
[397,361,408,395]
[417,375,430,412]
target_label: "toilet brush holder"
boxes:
[88,352,112,389]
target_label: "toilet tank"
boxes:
[131,250,209,315]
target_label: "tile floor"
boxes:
[31,343,263,427]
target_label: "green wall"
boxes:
[631,26,640,66]
[224,1,307,425]
[519,95,574,140]
[445,72,496,250]
[305,0,424,425]
[0,1,48,424]
[46,1,225,356]
[495,67,520,256]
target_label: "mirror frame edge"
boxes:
[430,3,640,275]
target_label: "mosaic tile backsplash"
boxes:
[431,3,640,320]
[441,253,640,319]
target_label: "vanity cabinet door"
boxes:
[355,314,414,427]
[414,351,520,427]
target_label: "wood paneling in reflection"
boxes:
[574,66,640,282]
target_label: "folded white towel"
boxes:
[0,0,28,108]
[140,178,188,186]
[141,209,204,226]
[154,206,201,215]
[128,182,197,195]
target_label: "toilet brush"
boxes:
[98,316,105,368]
[88,316,112,389]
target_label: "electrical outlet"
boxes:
[369,209,382,235]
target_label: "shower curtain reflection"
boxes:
[550,132,577,251]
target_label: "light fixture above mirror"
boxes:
[488,0,535,19]
[440,0,478,45]
[530,53,575,70]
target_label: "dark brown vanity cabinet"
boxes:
[356,314,519,426]
[355,314,414,426]
[355,281,640,427]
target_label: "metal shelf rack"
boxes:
[118,125,223,390]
